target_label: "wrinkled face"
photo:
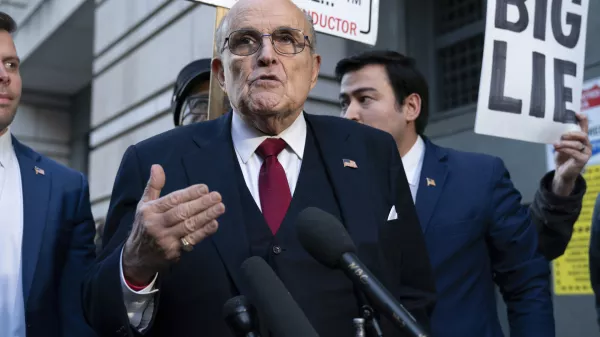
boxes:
[340,64,408,144]
[213,0,321,119]
[0,31,21,134]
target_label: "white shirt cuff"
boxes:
[119,247,158,330]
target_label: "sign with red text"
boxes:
[546,78,600,169]
[545,77,600,296]
[189,0,379,45]
[475,0,589,144]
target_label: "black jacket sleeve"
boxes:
[530,170,586,260]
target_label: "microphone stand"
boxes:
[355,288,383,337]
[360,303,383,337]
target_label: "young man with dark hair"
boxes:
[0,11,96,337]
[336,50,589,337]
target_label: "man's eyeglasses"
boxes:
[222,28,311,56]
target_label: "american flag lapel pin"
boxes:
[426,177,435,187]
[34,166,45,175]
[343,159,358,169]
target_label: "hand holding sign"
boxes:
[552,113,591,196]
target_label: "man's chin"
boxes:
[246,94,283,114]
[0,107,17,131]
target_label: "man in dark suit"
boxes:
[336,50,589,337]
[0,12,97,337]
[83,1,435,336]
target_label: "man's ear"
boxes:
[211,57,226,91]
[309,53,321,91]
[403,93,422,123]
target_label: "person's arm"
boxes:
[530,170,586,260]
[486,158,554,337]
[383,135,436,333]
[82,146,160,336]
[59,173,99,337]
[589,194,600,331]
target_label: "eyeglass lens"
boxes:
[227,28,306,56]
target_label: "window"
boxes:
[434,0,486,112]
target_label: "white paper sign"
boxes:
[475,0,589,144]
[190,0,379,45]
[546,77,600,170]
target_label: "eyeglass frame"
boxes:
[220,27,312,56]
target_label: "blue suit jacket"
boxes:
[417,138,553,337]
[12,137,97,337]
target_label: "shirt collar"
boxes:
[0,128,13,168]
[231,110,307,164]
[401,135,425,186]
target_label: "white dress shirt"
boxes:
[0,129,26,337]
[120,111,307,330]
[388,135,425,220]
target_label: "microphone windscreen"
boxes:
[296,207,356,268]
[240,256,319,337]
[222,295,249,319]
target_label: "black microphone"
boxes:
[223,295,261,337]
[240,256,320,337]
[296,207,429,337]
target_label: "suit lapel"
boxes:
[12,137,51,304]
[415,138,448,233]
[181,114,250,295]
[305,115,374,242]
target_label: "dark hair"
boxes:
[0,12,16,33]
[335,50,429,135]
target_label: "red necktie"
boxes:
[256,138,291,234]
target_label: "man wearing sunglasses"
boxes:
[83,0,435,336]
[171,58,231,127]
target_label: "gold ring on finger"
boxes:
[181,237,194,252]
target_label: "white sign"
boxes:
[190,0,379,45]
[546,77,600,170]
[475,0,589,144]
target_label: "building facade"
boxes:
[6,0,600,335]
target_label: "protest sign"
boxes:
[190,0,379,46]
[475,0,589,144]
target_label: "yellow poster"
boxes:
[552,164,600,295]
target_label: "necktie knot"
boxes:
[256,138,287,159]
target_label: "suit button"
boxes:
[272,245,282,254]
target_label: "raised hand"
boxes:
[122,164,225,285]
[553,113,592,196]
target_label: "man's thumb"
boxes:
[141,164,165,202]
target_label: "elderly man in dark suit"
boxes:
[82,0,436,336]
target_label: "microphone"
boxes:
[240,256,319,337]
[296,207,429,337]
[223,295,261,337]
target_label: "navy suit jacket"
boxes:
[417,138,554,337]
[84,113,436,337]
[12,137,97,337]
